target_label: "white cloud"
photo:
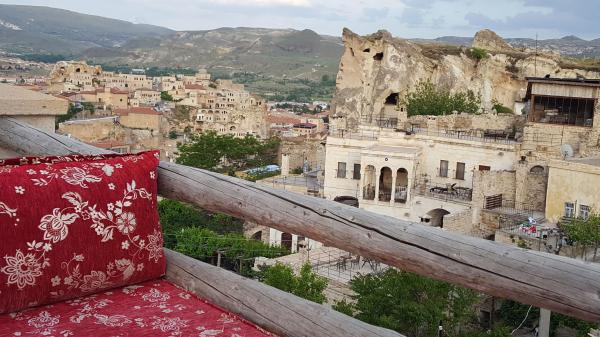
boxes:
[209,0,312,6]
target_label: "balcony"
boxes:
[2,117,600,328]
[414,181,473,202]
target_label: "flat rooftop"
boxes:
[0,83,68,116]
[526,77,600,87]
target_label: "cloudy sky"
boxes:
[3,0,599,39]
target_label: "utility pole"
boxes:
[534,33,538,77]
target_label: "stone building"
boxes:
[324,73,600,243]
[114,107,164,131]
[77,87,129,110]
[193,81,268,139]
[0,83,68,157]
[133,89,162,106]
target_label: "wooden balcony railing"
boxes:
[2,117,600,331]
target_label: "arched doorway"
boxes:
[427,209,450,228]
[379,167,392,201]
[362,165,376,200]
[250,231,262,242]
[395,168,408,203]
[281,232,293,251]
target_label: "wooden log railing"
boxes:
[2,117,600,324]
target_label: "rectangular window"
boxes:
[353,164,361,180]
[579,205,590,220]
[479,165,491,171]
[337,162,347,178]
[455,162,465,180]
[439,160,448,177]
[565,202,575,218]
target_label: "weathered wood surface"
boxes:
[2,117,600,322]
[165,248,401,337]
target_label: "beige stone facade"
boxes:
[0,83,68,157]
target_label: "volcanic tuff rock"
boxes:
[472,29,515,52]
[332,28,600,130]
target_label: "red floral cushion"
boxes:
[0,151,164,314]
[0,279,275,336]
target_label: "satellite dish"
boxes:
[560,144,574,159]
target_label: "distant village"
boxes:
[0,60,330,163]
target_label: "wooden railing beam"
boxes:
[2,117,600,322]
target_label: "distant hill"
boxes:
[411,35,600,58]
[0,5,172,54]
[0,5,343,80]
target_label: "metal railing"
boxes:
[409,127,519,145]
[362,185,375,200]
[413,182,473,202]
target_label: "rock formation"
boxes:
[472,29,514,52]
[331,28,600,130]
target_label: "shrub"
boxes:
[168,130,178,139]
[403,81,481,116]
[160,91,173,101]
[468,48,489,60]
[263,263,328,304]
[492,99,513,114]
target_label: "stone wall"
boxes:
[443,210,473,234]
[472,170,517,207]
[514,161,548,211]
[279,136,326,171]
[59,118,120,142]
[405,113,522,132]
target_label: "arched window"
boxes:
[362,165,376,200]
[395,168,408,203]
[379,167,392,201]
[530,165,545,175]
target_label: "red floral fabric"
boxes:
[0,279,275,336]
[0,151,165,314]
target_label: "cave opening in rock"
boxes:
[384,93,399,105]
[363,48,370,53]
[374,52,383,61]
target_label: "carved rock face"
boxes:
[331,29,600,131]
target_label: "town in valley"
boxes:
[1,2,600,337]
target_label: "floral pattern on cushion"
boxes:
[0,151,164,314]
[0,279,275,337]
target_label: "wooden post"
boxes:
[2,117,600,322]
[539,308,551,337]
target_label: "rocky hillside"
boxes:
[83,27,343,79]
[412,35,600,58]
[0,5,343,80]
[332,28,600,129]
[0,5,172,54]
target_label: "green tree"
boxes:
[176,131,279,173]
[161,91,173,101]
[333,269,479,337]
[168,130,178,139]
[403,81,481,117]
[56,103,80,126]
[468,48,489,60]
[158,199,243,240]
[174,227,288,276]
[562,212,600,259]
[263,263,328,304]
